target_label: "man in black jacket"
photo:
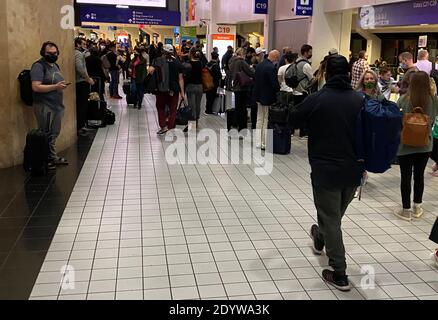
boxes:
[291,55,364,292]
[254,50,280,150]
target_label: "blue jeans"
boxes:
[131,81,145,107]
[109,70,120,97]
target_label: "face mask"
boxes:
[364,82,376,90]
[45,54,58,64]
[142,53,148,59]
[100,46,106,50]
[400,63,407,69]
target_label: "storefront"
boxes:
[352,0,438,65]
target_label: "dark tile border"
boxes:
[0,132,96,300]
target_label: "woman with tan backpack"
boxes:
[394,71,438,221]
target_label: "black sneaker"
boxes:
[310,225,325,255]
[322,270,351,292]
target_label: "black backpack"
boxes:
[18,61,57,107]
[285,60,309,89]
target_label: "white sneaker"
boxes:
[412,203,424,219]
[431,249,438,268]
[394,209,412,222]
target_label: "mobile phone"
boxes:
[65,82,72,86]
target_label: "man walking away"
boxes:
[75,38,95,136]
[291,55,364,292]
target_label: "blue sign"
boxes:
[164,38,173,45]
[254,0,268,14]
[359,0,438,29]
[295,0,313,16]
[80,5,181,26]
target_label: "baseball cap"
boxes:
[329,48,339,55]
[256,48,266,55]
[163,44,174,53]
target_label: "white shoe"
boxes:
[412,204,424,219]
[256,144,262,149]
[394,209,412,222]
[431,250,438,268]
[261,144,266,151]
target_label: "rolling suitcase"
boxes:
[123,80,131,95]
[23,113,50,176]
[213,92,226,115]
[268,122,292,155]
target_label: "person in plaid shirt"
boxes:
[351,51,370,89]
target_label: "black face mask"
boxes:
[45,54,58,64]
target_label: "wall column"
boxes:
[264,0,276,51]
[0,0,76,168]
[356,27,382,64]
[307,0,353,71]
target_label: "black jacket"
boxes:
[222,50,233,72]
[86,55,106,81]
[207,60,222,87]
[106,51,119,71]
[291,75,364,189]
[254,59,280,106]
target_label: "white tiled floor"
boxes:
[30,94,438,300]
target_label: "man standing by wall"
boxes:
[75,38,95,136]
[31,42,69,169]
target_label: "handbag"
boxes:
[144,73,158,94]
[235,71,254,87]
[176,100,193,126]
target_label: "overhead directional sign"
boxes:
[295,0,313,16]
[80,5,181,26]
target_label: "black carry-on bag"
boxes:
[87,77,107,128]
[23,113,51,176]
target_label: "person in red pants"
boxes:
[149,44,185,135]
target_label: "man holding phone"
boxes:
[31,41,69,169]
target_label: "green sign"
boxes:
[181,26,197,38]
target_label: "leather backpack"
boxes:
[401,107,430,147]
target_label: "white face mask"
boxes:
[142,52,148,59]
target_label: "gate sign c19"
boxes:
[296,0,313,16]
[255,0,268,14]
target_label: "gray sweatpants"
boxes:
[186,84,204,121]
[312,185,357,275]
[33,103,64,162]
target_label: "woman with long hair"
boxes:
[395,71,438,221]
[356,70,384,100]
[185,47,204,129]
